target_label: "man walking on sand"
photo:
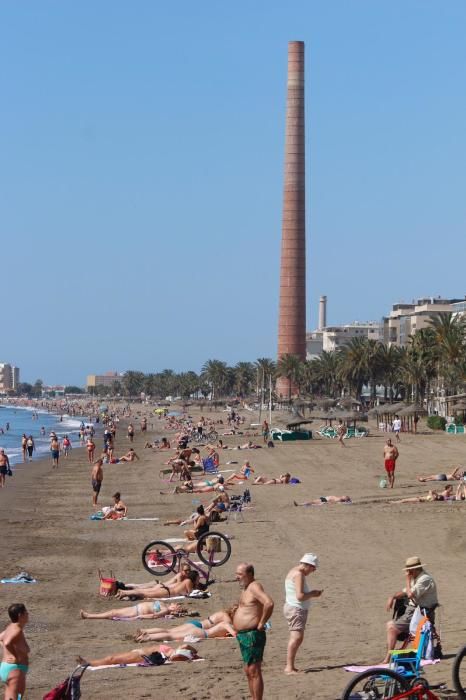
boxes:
[91,458,104,507]
[392,415,402,442]
[384,438,399,488]
[233,562,274,700]
[284,553,323,674]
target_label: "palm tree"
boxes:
[234,362,255,397]
[427,314,466,394]
[311,351,342,397]
[122,371,145,396]
[276,354,303,401]
[338,338,370,399]
[201,359,230,399]
[377,344,402,401]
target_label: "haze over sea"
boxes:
[0,405,83,466]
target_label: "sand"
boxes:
[0,406,464,699]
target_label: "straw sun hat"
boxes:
[404,556,423,571]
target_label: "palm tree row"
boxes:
[91,314,466,402]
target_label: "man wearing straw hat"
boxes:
[381,556,438,663]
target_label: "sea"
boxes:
[0,405,85,466]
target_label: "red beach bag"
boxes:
[98,569,117,597]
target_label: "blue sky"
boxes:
[1,2,465,384]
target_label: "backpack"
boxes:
[43,665,86,700]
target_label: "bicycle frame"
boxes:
[170,549,213,585]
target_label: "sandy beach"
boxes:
[0,405,465,699]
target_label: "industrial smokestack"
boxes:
[318,295,327,330]
[276,41,306,398]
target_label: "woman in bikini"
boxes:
[86,437,96,464]
[134,606,238,642]
[77,642,199,668]
[253,473,291,485]
[293,495,352,506]
[103,492,128,519]
[225,461,254,484]
[115,570,200,601]
[80,600,185,620]
[391,485,454,504]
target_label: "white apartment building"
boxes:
[383,297,462,347]
[306,322,383,358]
[322,322,383,353]
[0,363,20,392]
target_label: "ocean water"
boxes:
[0,405,84,466]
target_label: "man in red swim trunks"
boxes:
[383,438,399,488]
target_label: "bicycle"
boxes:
[341,667,409,699]
[453,643,466,699]
[190,429,218,444]
[141,531,231,587]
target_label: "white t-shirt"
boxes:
[393,419,401,432]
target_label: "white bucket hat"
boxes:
[300,553,319,568]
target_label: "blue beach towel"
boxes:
[1,571,37,584]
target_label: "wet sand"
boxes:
[0,408,465,699]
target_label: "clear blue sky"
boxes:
[1,2,465,385]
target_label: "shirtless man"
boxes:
[0,603,30,700]
[417,466,466,482]
[233,562,274,700]
[91,459,104,507]
[0,450,11,489]
[383,438,399,488]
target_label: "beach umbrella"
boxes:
[153,408,166,414]
[450,400,466,411]
[399,403,427,416]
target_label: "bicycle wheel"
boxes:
[453,644,466,699]
[196,531,231,567]
[342,667,410,699]
[142,540,177,576]
[208,430,218,441]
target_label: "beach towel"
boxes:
[1,571,37,584]
[87,659,204,671]
[344,659,440,673]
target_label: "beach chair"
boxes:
[202,457,218,475]
[389,616,432,684]
[225,489,251,522]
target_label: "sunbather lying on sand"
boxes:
[173,475,225,494]
[115,571,200,600]
[391,483,465,503]
[253,473,291,485]
[80,601,186,620]
[293,495,352,506]
[135,606,237,642]
[119,566,193,591]
[119,449,139,463]
[236,441,261,450]
[77,642,199,667]
[417,466,465,482]
[225,462,254,483]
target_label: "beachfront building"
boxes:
[383,296,463,347]
[0,363,20,392]
[322,322,383,353]
[306,322,383,358]
[86,372,121,391]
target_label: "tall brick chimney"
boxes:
[276,41,306,398]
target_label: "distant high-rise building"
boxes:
[86,372,121,391]
[0,363,19,392]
